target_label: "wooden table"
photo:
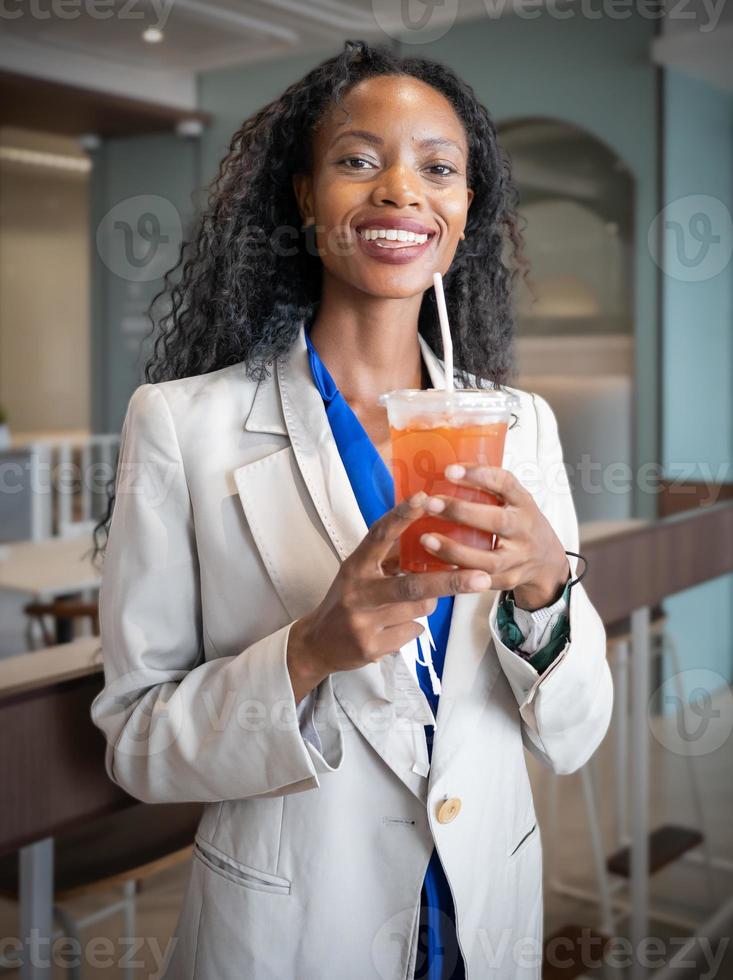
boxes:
[0,536,100,598]
[0,635,101,699]
[580,517,648,545]
[0,536,101,643]
[9,430,91,450]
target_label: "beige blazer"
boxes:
[90,322,612,980]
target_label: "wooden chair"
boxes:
[0,802,204,979]
[23,597,100,648]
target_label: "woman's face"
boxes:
[293,74,474,300]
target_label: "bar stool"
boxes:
[545,605,716,941]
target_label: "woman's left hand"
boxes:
[419,464,570,611]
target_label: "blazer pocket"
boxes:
[193,839,291,895]
[507,821,538,859]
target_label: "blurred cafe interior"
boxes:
[0,1,732,978]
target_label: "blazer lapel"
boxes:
[233,323,524,798]
[235,323,433,802]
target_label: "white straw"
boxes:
[432,272,454,393]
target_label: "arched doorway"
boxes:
[498,118,636,521]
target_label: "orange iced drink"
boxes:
[378,388,518,573]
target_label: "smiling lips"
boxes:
[359,227,431,248]
[354,221,437,263]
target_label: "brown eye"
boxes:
[341,157,375,170]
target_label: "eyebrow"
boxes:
[330,129,465,155]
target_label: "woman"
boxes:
[91,40,612,980]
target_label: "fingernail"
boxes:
[445,465,465,481]
[410,491,427,507]
[425,497,445,513]
[469,572,492,589]
[421,534,441,551]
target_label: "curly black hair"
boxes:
[92,38,528,563]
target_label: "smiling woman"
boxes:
[91,38,612,980]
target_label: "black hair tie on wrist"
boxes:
[565,550,588,589]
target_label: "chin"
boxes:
[357,271,434,301]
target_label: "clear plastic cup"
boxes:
[378,387,519,573]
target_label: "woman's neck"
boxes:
[308,278,427,409]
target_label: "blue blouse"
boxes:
[304,328,465,980]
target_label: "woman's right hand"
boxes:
[286,491,494,704]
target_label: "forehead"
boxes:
[316,74,468,149]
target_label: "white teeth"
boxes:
[360,228,430,244]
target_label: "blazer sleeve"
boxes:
[90,383,344,804]
[488,392,613,775]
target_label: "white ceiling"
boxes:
[0,0,490,86]
[0,0,503,109]
[2,0,732,114]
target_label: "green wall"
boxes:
[661,70,733,689]
[90,133,200,433]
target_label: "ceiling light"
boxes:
[142,27,164,43]
[79,133,101,152]
[176,119,204,139]
[0,146,92,173]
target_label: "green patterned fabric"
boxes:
[497,581,572,675]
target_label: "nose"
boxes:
[371,163,423,210]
